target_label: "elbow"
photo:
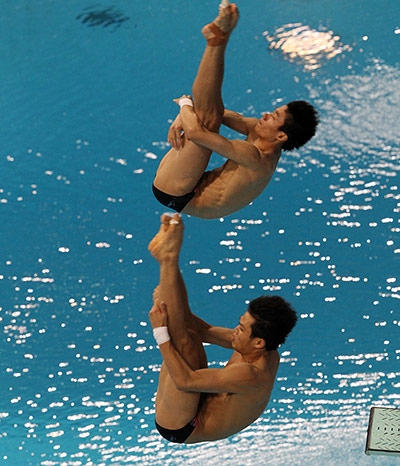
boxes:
[175,372,197,391]
[174,372,190,391]
[175,378,190,391]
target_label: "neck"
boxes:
[254,138,281,157]
[241,348,267,364]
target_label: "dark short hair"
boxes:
[248,295,297,351]
[280,101,319,151]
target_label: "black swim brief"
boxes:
[155,416,198,443]
[152,184,195,213]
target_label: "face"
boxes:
[256,105,288,142]
[231,311,258,352]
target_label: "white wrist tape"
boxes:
[153,326,170,345]
[179,97,193,108]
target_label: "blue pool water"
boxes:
[1,0,399,464]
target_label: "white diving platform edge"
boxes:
[365,407,400,456]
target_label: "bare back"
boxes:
[185,350,280,443]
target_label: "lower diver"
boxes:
[148,213,298,443]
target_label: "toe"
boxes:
[161,213,172,228]
[169,213,182,226]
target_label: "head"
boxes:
[243,295,297,352]
[279,100,319,151]
[256,105,290,149]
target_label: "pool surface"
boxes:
[1,0,399,464]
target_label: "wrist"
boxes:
[153,326,170,346]
[179,97,193,108]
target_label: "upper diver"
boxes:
[153,1,319,219]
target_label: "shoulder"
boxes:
[244,117,259,132]
[224,357,274,393]
[229,359,267,380]
[226,361,260,386]
[231,140,265,166]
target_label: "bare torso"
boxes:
[183,151,279,219]
[185,350,280,443]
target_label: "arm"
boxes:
[222,109,259,135]
[190,313,233,349]
[160,342,256,393]
[179,104,262,169]
[149,300,255,394]
[168,108,257,150]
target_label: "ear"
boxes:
[277,131,288,143]
[254,337,266,350]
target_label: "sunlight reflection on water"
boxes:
[1,0,400,464]
[263,23,352,71]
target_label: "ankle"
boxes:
[160,255,180,267]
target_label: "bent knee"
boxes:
[205,119,222,133]
[195,105,224,132]
[173,332,203,362]
[175,332,199,352]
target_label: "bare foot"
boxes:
[148,213,184,263]
[202,3,239,46]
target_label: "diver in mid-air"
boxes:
[148,212,297,443]
[153,2,318,219]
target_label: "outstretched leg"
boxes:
[192,3,239,131]
[148,214,207,429]
[153,4,239,197]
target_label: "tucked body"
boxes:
[159,313,280,442]
[153,3,318,219]
[148,213,297,443]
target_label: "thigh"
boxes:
[155,336,207,429]
[154,141,212,196]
